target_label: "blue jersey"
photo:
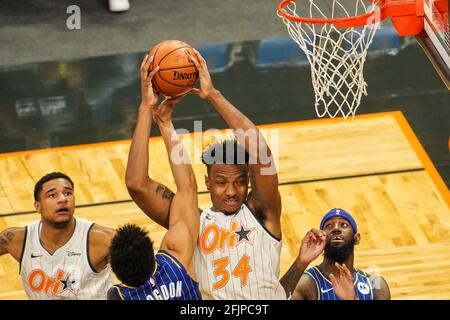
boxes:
[112,250,202,300]
[305,266,376,300]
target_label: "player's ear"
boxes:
[34,201,41,214]
[204,175,210,191]
[354,233,361,245]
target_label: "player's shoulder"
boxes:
[0,226,26,245]
[296,267,319,289]
[87,224,116,272]
[89,223,116,238]
[293,272,318,300]
[1,226,26,235]
[0,227,26,259]
[303,266,322,284]
[369,274,389,286]
[370,274,391,300]
[88,223,116,247]
[302,269,318,283]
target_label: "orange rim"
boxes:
[277,0,388,28]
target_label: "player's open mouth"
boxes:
[56,208,70,214]
[331,236,344,243]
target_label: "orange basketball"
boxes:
[149,40,198,98]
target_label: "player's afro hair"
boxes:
[110,224,155,288]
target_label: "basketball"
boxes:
[149,40,199,97]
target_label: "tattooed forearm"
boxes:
[155,184,174,200]
[279,260,307,298]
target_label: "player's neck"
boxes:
[321,255,355,275]
[39,218,76,254]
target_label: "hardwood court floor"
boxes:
[0,111,448,299]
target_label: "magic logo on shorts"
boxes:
[27,268,79,297]
[199,219,255,254]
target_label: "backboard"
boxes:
[417,0,450,89]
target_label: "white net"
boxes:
[278,0,382,118]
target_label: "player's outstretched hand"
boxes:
[140,54,160,108]
[189,48,216,99]
[151,95,185,128]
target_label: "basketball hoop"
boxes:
[277,0,423,118]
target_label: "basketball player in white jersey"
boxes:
[0,172,115,299]
[127,50,298,299]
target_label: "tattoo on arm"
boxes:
[0,229,15,246]
[280,261,306,298]
[155,184,174,200]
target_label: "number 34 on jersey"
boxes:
[199,219,255,290]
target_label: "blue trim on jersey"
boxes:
[115,250,202,300]
[305,266,376,300]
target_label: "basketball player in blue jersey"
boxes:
[291,208,391,300]
[107,54,201,300]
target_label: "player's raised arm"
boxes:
[152,97,198,200]
[281,229,326,298]
[125,54,173,229]
[190,49,281,237]
[152,97,199,264]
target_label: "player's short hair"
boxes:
[34,172,74,201]
[201,139,250,174]
[110,224,155,288]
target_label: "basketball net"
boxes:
[278,0,382,119]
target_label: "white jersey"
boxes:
[20,218,114,300]
[194,204,286,300]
